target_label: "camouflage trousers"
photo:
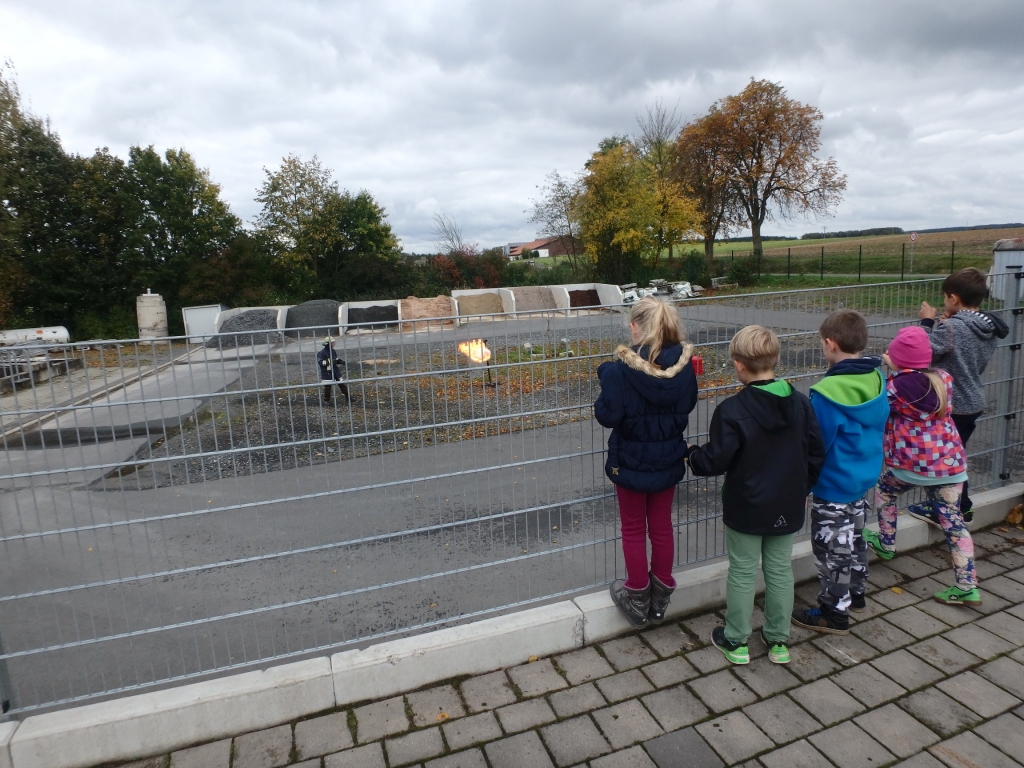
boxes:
[811,496,869,615]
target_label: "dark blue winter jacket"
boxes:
[594,342,699,493]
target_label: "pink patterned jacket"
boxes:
[883,369,966,478]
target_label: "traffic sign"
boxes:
[910,232,918,242]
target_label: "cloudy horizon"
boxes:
[2,0,1022,252]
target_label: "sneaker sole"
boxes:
[790,616,850,635]
[934,595,982,606]
[908,510,942,529]
[849,605,867,613]
[767,652,790,664]
[711,639,749,665]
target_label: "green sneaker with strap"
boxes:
[863,528,895,561]
[934,585,982,605]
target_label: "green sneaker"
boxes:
[760,630,790,664]
[863,529,895,561]
[712,626,750,665]
[934,585,982,606]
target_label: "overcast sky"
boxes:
[2,1,1022,251]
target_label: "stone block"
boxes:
[889,752,945,767]
[592,700,664,749]
[442,712,501,752]
[883,606,950,639]
[641,685,710,731]
[294,712,352,761]
[903,576,948,599]
[975,559,1007,580]
[685,646,731,674]
[990,550,1024,569]
[540,715,611,767]
[808,721,894,768]
[696,712,773,764]
[406,684,466,727]
[978,656,1024,699]
[600,636,658,671]
[495,698,556,733]
[459,671,516,713]
[170,738,231,768]
[911,548,954,571]
[965,589,1011,615]
[869,585,923,610]
[590,745,657,768]
[833,662,906,707]
[977,610,1024,642]
[233,724,292,768]
[788,678,865,726]
[549,682,606,718]
[929,731,1019,768]
[787,642,841,682]
[689,669,757,713]
[867,563,904,589]
[555,647,614,685]
[595,670,654,703]
[325,742,386,768]
[937,671,1020,718]
[643,728,723,768]
[758,740,832,768]
[848,595,889,620]
[732,656,800,698]
[914,599,976,627]
[975,712,1024,761]
[484,731,554,768]
[9,657,334,768]
[507,658,568,697]
[426,748,488,768]
[943,623,1015,659]
[681,612,724,647]
[385,726,444,767]
[332,602,582,706]
[907,636,981,673]
[847,618,913,651]
[743,693,820,744]
[872,652,943,693]
[641,657,698,689]
[888,555,938,579]
[898,688,981,737]
[354,696,410,743]
[854,703,939,757]
[641,624,690,657]
[812,633,879,667]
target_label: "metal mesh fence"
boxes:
[2,278,1022,714]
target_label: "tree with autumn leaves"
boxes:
[542,79,846,284]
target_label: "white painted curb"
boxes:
[332,601,584,706]
[5,484,1019,768]
[8,658,334,768]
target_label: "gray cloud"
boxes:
[2,0,1022,250]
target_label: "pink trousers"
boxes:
[616,485,678,590]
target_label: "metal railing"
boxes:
[1,278,1021,715]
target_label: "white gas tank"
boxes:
[0,326,71,346]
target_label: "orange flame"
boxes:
[458,339,492,364]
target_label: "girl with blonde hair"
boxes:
[594,297,699,627]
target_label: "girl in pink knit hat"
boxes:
[863,326,979,605]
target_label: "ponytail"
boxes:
[922,369,948,416]
[629,297,683,369]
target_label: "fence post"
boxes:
[0,628,11,713]
[858,244,862,282]
[787,248,791,278]
[901,243,905,280]
[951,241,956,273]
[997,271,1022,483]
[820,246,824,280]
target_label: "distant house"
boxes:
[508,236,580,260]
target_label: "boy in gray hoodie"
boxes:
[914,268,1009,523]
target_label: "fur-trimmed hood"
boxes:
[615,343,694,379]
[609,342,695,408]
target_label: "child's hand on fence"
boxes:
[919,301,938,320]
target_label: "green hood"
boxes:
[752,379,793,397]
[810,369,884,406]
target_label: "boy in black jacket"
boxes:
[686,325,824,664]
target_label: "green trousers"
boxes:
[725,527,795,645]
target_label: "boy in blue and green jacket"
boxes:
[792,310,889,635]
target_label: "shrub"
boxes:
[726,256,760,287]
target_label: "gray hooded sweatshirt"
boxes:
[921,310,1009,414]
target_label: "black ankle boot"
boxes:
[610,579,650,628]
[648,573,675,625]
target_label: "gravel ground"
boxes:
[209,310,282,348]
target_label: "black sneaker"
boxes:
[711,626,750,664]
[962,507,974,524]
[791,605,849,635]
[849,593,866,613]
[908,501,941,529]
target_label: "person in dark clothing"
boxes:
[594,297,699,629]
[686,325,824,665]
[317,337,350,404]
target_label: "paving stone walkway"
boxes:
[112,524,1024,768]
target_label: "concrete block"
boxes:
[898,688,981,737]
[592,701,663,750]
[641,685,709,731]
[540,715,612,767]
[331,602,583,706]
[549,683,606,718]
[0,721,18,768]
[9,657,334,768]
[485,731,555,768]
[595,670,653,703]
[459,671,516,713]
[441,712,501,751]
[640,657,698,689]
[743,694,821,744]
[599,636,657,671]
[854,704,939,758]
[695,712,773,765]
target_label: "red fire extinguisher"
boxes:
[691,354,704,375]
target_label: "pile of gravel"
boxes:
[511,287,557,312]
[569,289,601,308]
[208,310,281,348]
[285,300,340,338]
[347,304,399,329]
[457,293,504,316]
